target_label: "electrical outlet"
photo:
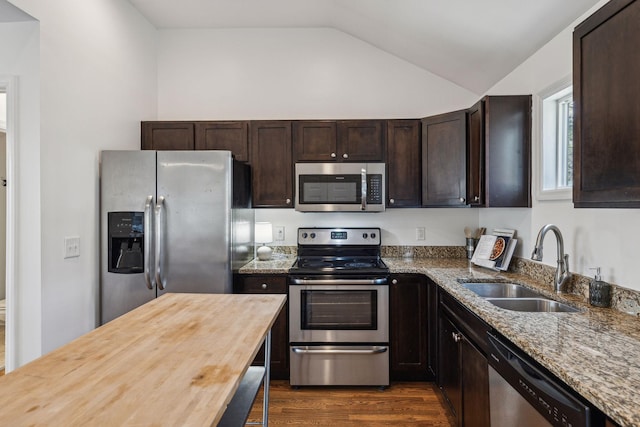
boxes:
[274,226,285,241]
[416,227,426,241]
[64,236,80,258]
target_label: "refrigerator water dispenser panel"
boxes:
[108,211,144,274]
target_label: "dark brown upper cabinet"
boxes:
[421,111,468,207]
[293,121,337,161]
[250,121,294,208]
[467,96,532,207]
[141,122,195,150]
[293,120,385,162]
[386,120,421,207]
[573,0,640,207]
[195,121,249,162]
[337,120,386,162]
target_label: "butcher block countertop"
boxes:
[0,293,286,426]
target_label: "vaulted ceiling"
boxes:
[128,0,602,94]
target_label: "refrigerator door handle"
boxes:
[154,196,166,290]
[143,195,154,290]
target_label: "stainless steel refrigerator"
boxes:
[100,150,253,324]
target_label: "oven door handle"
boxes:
[289,278,388,285]
[291,346,388,355]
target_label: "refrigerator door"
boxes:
[100,151,157,324]
[156,151,233,295]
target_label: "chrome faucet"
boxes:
[531,224,571,293]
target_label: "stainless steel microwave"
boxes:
[295,163,385,212]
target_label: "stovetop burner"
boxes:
[289,227,389,276]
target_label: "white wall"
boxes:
[7,0,157,365]
[256,208,479,247]
[480,0,640,291]
[157,28,478,120]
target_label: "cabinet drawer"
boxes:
[236,275,287,294]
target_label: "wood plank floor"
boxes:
[247,381,455,426]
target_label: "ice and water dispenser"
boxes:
[108,212,144,273]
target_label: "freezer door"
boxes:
[156,151,233,295]
[100,151,157,324]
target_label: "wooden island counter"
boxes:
[0,293,286,426]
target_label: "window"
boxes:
[539,79,573,199]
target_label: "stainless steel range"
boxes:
[288,227,390,387]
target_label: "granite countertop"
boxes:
[237,255,296,274]
[237,255,640,426]
[385,257,640,427]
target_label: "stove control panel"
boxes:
[298,227,381,245]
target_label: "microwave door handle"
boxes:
[361,168,367,211]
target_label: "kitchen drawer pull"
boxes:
[330,152,337,158]
[261,283,268,289]
[292,346,387,355]
[343,153,349,159]
[452,332,462,343]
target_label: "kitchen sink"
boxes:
[486,298,581,313]
[461,282,544,299]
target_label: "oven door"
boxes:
[288,279,389,343]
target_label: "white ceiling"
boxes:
[132,0,601,94]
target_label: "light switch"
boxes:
[64,236,80,258]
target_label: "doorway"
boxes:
[0,90,6,372]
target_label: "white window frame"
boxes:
[537,76,573,201]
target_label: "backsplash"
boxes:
[510,257,640,316]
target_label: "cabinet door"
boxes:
[141,122,195,150]
[250,121,293,208]
[467,101,484,206]
[389,275,429,381]
[484,95,532,207]
[195,121,249,162]
[438,313,462,425]
[293,121,338,162]
[461,337,490,427]
[573,0,640,207]
[421,111,467,207]
[234,275,289,380]
[387,120,421,207]
[337,120,385,161]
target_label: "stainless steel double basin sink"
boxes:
[459,282,580,313]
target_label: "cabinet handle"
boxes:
[343,153,349,159]
[452,332,462,343]
[330,152,337,158]
[473,196,479,202]
[391,279,398,285]
[286,198,291,204]
[389,198,395,205]
[459,197,466,203]
[261,283,268,289]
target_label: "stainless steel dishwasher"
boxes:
[487,333,604,427]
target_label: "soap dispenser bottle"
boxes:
[589,267,611,308]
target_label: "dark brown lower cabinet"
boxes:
[389,275,430,380]
[233,274,289,380]
[438,290,490,427]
